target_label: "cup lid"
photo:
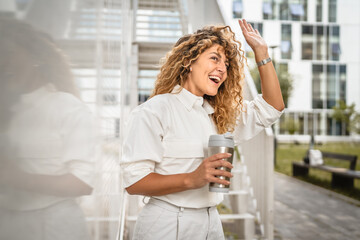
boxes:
[208,132,234,148]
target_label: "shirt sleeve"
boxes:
[60,100,97,188]
[233,94,283,145]
[120,105,165,188]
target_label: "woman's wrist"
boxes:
[254,47,269,63]
[183,173,195,190]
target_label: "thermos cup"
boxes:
[208,134,234,193]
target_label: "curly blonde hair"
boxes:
[151,25,246,134]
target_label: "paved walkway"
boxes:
[274,173,360,240]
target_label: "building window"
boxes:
[281,24,292,59]
[326,65,336,108]
[289,2,306,21]
[263,0,307,21]
[312,64,324,109]
[315,26,326,60]
[327,26,340,61]
[263,0,275,20]
[328,0,337,22]
[301,25,313,59]
[312,64,346,109]
[339,65,346,102]
[302,24,340,61]
[232,0,243,18]
[316,0,322,22]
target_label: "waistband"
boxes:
[148,197,216,213]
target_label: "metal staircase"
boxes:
[134,0,186,103]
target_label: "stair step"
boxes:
[225,190,248,195]
[127,215,138,222]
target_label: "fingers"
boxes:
[238,19,247,33]
[239,19,260,35]
[207,152,232,162]
[211,159,233,170]
[213,168,233,179]
[205,153,233,169]
[239,19,251,32]
[209,176,231,186]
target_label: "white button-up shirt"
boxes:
[121,85,282,208]
[2,84,96,210]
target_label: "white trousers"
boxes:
[132,198,225,240]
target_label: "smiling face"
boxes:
[184,44,228,97]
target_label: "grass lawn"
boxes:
[275,142,360,201]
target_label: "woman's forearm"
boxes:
[126,153,233,196]
[255,50,285,111]
[126,172,194,196]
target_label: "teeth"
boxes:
[209,75,220,83]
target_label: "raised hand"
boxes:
[239,19,268,59]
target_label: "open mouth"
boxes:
[209,75,221,84]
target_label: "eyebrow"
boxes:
[210,52,229,64]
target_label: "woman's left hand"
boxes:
[238,19,268,58]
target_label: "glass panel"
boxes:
[328,26,340,60]
[281,24,292,59]
[280,1,289,20]
[312,64,324,108]
[339,65,346,102]
[233,0,243,18]
[329,0,337,22]
[307,113,314,135]
[316,26,326,60]
[263,1,274,20]
[302,25,313,59]
[326,65,336,109]
[326,114,333,135]
[317,113,324,135]
[316,0,322,22]
[290,3,304,21]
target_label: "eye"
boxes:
[210,56,219,61]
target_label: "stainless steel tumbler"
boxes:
[208,134,234,193]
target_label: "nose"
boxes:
[217,61,227,72]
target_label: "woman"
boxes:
[0,18,95,240]
[121,19,284,239]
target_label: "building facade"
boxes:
[231,0,360,138]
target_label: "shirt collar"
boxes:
[172,85,214,114]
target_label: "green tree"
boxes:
[284,118,300,135]
[332,100,360,135]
